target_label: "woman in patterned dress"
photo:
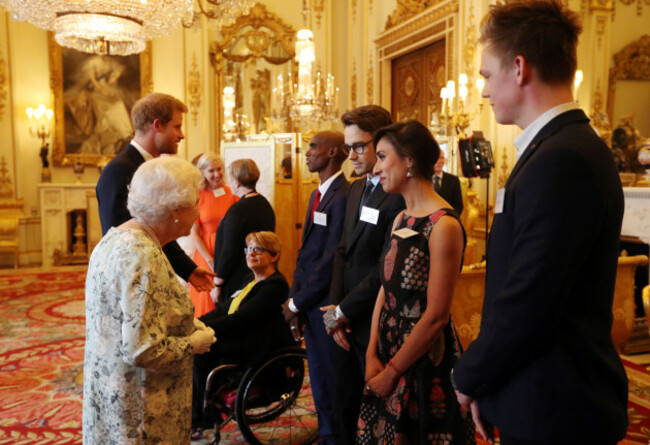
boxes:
[83,157,217,445]
[357,120,475,445]
[190,153,239,317]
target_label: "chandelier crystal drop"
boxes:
[0,0,193,55]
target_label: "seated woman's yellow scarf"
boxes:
[227,280,258,315]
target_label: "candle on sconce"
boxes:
[476,77,485,96]
[440,87,448,112]
[573,69,583,100]
[446,80,456,112]
[458,73,468,107]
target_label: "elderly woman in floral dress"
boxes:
[83,157,216,445]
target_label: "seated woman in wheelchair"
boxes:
[192,230,295,432]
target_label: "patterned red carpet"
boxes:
[0,268,649,444]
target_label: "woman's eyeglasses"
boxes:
[244,246,267,255]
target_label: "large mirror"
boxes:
[209,4,296,144]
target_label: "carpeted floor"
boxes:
[1,267,649,444]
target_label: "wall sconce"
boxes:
[440,73,474,138]
[475,77,485,111]
[573,69,583,102]
[26,104,54,182]
[26,104,53,148]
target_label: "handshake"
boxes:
[190,318,216,354]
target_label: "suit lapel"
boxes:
[347,183,388,253]
[302,173,346,241]
[505,109,589,189]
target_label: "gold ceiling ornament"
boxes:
[190,0,255,30]
[0,48,7,121]
[385,0,445,30]
[0,0,193,56]
[187,53,202,127]
[607,34,650,121]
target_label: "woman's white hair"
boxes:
[127,157,203,224]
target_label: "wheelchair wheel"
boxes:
[234,347,318,444]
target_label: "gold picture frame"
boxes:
[48,33,152,167]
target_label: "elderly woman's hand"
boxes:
[193,318,208,331]
[190,327,216,354]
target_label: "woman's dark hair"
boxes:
[373,120,440,180]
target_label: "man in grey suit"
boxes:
[322,105,404,444]
[96,92,214,291]
[452,2,627,444]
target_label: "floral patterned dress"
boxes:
[357,209,475,445]
[83,228,195,445]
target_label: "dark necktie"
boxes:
[310,189,321,221]
[359,180,374,214]
[433,175,442,194]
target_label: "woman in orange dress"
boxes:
[190,153,239,316]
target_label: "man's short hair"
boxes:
[131,92,188,132]
[479,0,582,85]
[341,105,393,134]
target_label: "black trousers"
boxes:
[332,325,369,445]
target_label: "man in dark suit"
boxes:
[320,105,404,444]
[282,131,349,444]
[433,153,464,215]
[452,2,628,445]
[96,92,214,291]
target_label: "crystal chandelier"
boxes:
[0,0,193,55]
[271,0,339,130]
[193,0,255,29]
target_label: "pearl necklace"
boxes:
[135,218,161,248]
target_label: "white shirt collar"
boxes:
[130,139,154,162]
[366,173,380,187]
[318,170,344,197]
[514,102,580,158]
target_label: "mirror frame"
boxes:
[209,3,296,144]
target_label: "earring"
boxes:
[174,219,179,224]
[406,167,413,178]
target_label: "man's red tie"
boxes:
[311,189,321,221]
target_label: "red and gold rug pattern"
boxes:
[1,268,650,444]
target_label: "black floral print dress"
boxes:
[357,209,475,445]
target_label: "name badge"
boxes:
[314,211,327,226]
[393,227,419,239]
[495,188,505,214]
[360,206,380,225]
[213,187,226,198]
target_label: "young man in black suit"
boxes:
[281,131,349,445]
[320,105,404,444]
[96,92,214,291]
[433,153,464,215]
[452,2,628,444]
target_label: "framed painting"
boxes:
[48,33,152,167]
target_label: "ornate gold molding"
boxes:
[209,4,295,66]
[187,53,201,127]
[607,34,650,121]
[352,0,358,22]
[497,148,510,189]
[0,48,7,121]
[0,156,13,199]
[590,80,613,147]
[376,0,458,50]
[462,2,476,101]
[385,0,447,30]
[312,0,325,28]
[367,53,374,104]
[596,15,607,48]
[351,60,357,108]
[616,0,650,16]
[590,0,614,12]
